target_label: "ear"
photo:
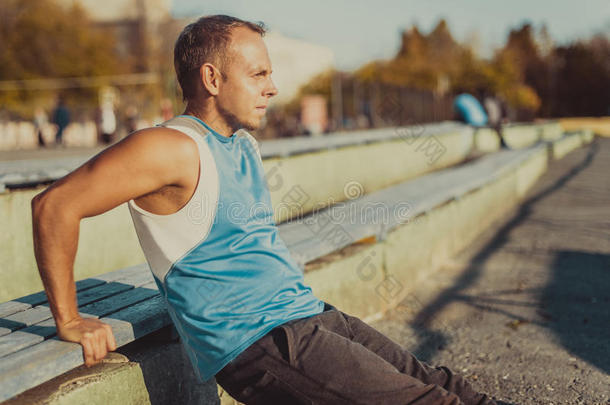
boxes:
[199,63,221,96]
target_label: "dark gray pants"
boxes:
[215,302,497,405]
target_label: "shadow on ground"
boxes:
[543,250,610,373]
[405,140,608,374]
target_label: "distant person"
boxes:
[363,99,373,127]
[453,93,488,127]
[483,95,501,127]
[31,15,498,405]
[483,94,508,149]
[34,107,49,147]
[51,97,70,147]
[99,101,117,144]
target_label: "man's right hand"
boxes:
[56,317,117,367]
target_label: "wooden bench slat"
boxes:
[79,282,159,319]
[0,283,159,359]
[16,278,106,308]
[0,264,151,322]
[0,293,170,402]
[0,306,50,337]
[0,283,129,335]
[0,331,43,358]
[0,278,106,320]
[0,271,154,336]
[100,294,170,345]
[0,313,98,359]
[0,302,30,319]
[23,282,159,340]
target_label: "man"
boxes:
[31,15,498,405]
[51,95,70,146]
[483,93,509,149]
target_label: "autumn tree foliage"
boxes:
[305,19,609,119]
[0,0,123,114]
[0,0,121,80]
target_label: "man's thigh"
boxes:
[336,309,495,405]
[217,308,464,405]
[336,309,449,383]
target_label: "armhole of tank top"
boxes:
[127,125,205,219]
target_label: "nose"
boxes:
[265,78,278,98]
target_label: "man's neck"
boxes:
[183,103,235,138]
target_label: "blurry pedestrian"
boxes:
[483,93,508,149]
[99,101,117,144]
[52,96,70,147]
[34,107,49,147]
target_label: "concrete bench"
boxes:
[0,120,564,191]
[0,265,161,402]
[0,130,593,403]
[472,121,564,153]
[0,121,468,191]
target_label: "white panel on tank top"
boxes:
[235,129,262,163]
[127,124,220,283]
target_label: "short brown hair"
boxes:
[174,15,267,101]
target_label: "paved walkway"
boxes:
[370,138,610,405]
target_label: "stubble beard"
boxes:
[217,103,260,133]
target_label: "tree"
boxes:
[0,0,122,115]
[552,39,610,116]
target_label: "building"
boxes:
[56,1,335,108]
[57,0,174,72]
[263,30,335,105]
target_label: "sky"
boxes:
[172,0,610,71]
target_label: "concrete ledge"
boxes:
[539,122,563,141]
[579,128,595,144]
[550,131,585,160]
[502,124,540,149]
[265,127,473,223]
[473,128,500,153]
[472,122,562,154]
[3,327,220,405]
[0,123,470,190]
[516,146,549,198]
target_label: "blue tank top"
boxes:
[127,115,325,381]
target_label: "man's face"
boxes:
[216,27,278,132]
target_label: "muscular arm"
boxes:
[31,127,198,366]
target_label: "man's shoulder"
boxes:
[110,125,200,188]
[123,125,200,166]
[130,124,198,146]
